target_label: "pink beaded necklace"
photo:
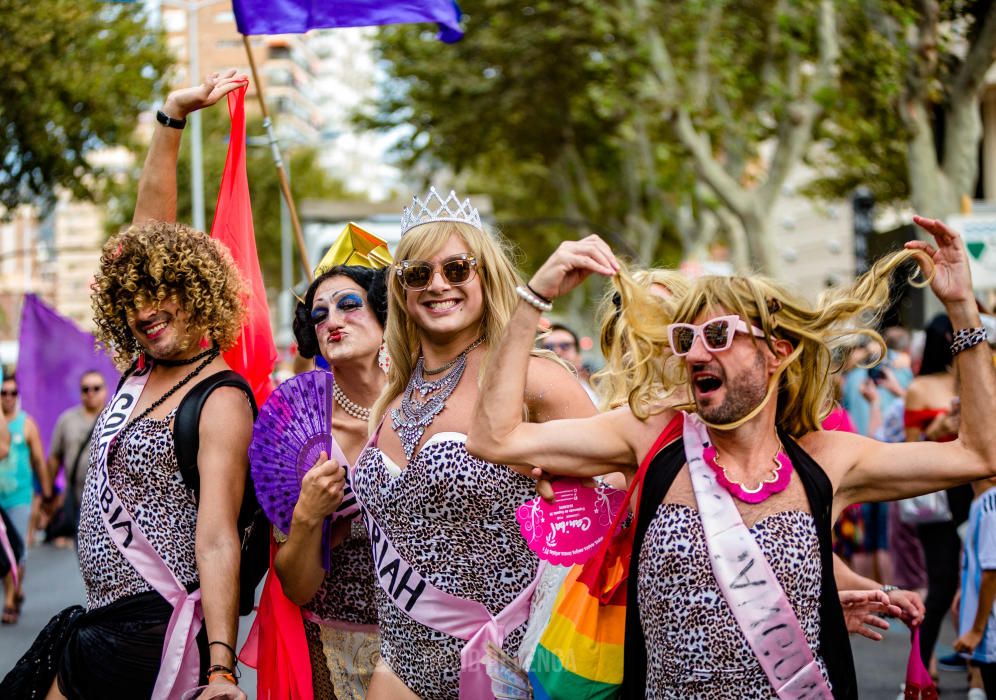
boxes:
[702,441,793,504]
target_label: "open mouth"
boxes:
[693,373,723,396]
[424,299,461,312]
[143,320,168,339]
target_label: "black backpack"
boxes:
[173,370,269,616]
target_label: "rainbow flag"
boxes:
[528,562,625,698]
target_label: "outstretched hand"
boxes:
[528,235,620,301]
[906,216,974,307]
[162,69,249,120]
[839,589,902,641]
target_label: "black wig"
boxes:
[292,265,388,359]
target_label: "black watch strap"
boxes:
[156,109,187,130]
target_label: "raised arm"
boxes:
[834,217,996,503]
[467,236,643,476]
[132,70,247,226]
[196,387,253,700]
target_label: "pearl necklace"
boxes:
[333,383,371,421]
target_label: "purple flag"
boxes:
[17,294,119,452]
[232,0,463,42]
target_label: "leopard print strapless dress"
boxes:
[638,502,830,699]
[78,408,199,610]
[351,432,539,700]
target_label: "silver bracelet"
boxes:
[515,285,553,312]
[951,327,988,356]
[881,585,900,594]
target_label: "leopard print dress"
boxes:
[78,408,199,610]
[351,432,539,700]
[638,502,829,699]
[303,517,379,700]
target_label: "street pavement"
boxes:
[0,543,257,699]
[0,544,977,698]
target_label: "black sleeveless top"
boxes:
[621,433,857,699]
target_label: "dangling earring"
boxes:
[199,337,210,349]
[377,343,391,373]
[137,352,147,371]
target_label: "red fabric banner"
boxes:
[211,83,277,405]
[239,537,314,700]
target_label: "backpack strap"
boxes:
[173,370,258,496]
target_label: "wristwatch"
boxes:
[156,109,187,130]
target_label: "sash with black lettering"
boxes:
[92,367,204,700]
[349,440,538,700]
[683,412,832,699]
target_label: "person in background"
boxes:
[45,371,108,545]
[0,373,49,625]
[905,313,970,677]
[954,476,996,698]
[542,322,598,403]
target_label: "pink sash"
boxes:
[350,434,539,700]
[683,413,832,698]
[93,368,203,699]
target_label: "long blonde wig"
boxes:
[611,249,930,436]
[371,221,546,424]
[593,268,690,410]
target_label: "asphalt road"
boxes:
[0,543,257,699]
[0,544,976,699]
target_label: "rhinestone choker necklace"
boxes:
[391,336,484,460]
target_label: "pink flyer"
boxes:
[515,478,628,566]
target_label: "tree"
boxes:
[0,0,171,214]
[812,1,996,219]
[107,106,359,286]
[631,0,842,276]
[364,0,692,282]
[369,0,854,276]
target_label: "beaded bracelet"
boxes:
[516,285,553,312]
[526,283,553,305]
[951,327,988,355]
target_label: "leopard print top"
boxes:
[306,517,378,626]
[351,432,539,700]
[78,408,199,610]
[638,502,829,699]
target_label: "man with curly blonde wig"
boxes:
[2,72,254,700]
[469,218,996,699]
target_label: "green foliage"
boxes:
[808,0,995,205]
[107,106,357,287]
[0,0,171,213]
[363,0,688,272]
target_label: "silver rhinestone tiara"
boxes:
[400,186,483,236]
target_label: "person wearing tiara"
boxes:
[467,219,996,699]
[349,188,596,699]
[268,250,390,699]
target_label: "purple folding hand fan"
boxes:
[249,369,343,569]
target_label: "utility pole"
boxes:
[159,0,228,233]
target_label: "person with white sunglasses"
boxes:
[468,216,996,699]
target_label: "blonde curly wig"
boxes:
[92,221,247,369]
[592,267,690,411]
